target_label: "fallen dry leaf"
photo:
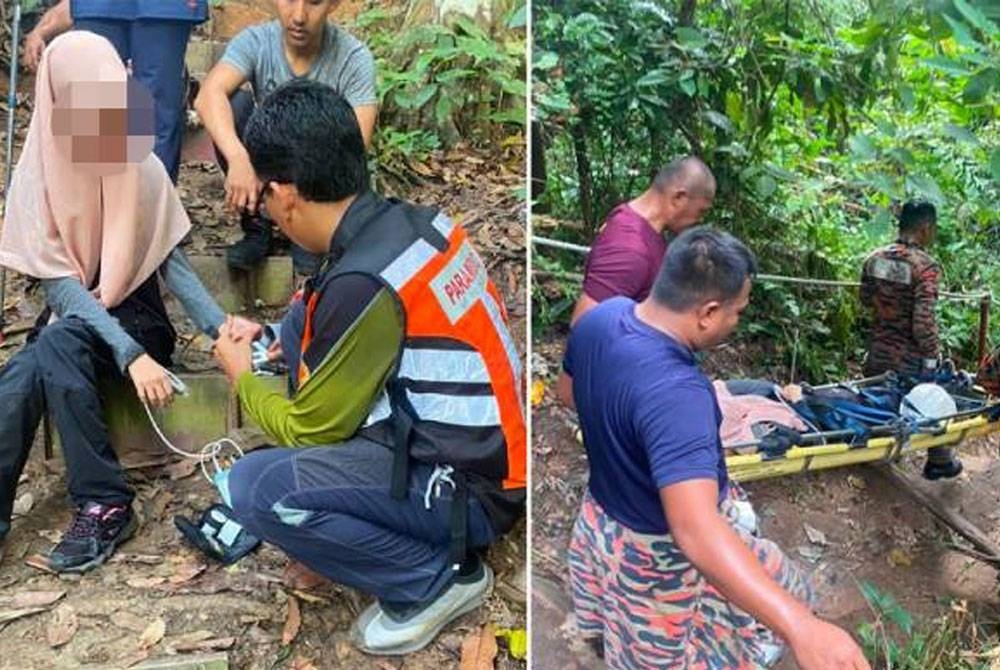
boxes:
[139,618,166,649]
[12,492,34,516]
[282,595,301,646]
[11,590,65,609]
[168,561,207,585]
[459,623,498,670]
[888,548,913,568]
[118,649,150,668]
[289,656,318,670]
[111,611,148,633]
[46,605,78,648]
[119,553,164,566]
[148,490,175,521]
[126,576,166,589]
[164,459,198,481]
[172,631,236,652]
[290,589,331,605]
[0,607,48,625]
[530,380,545,406]
[23,554,55,574]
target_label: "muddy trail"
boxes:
[0,110,527,668]
[530,333,1000,669]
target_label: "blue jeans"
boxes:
[226,438,497,605]
[74,19,192,183]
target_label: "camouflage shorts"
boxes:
[567,485,814,669]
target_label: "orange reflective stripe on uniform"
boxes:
[297,291,321,387]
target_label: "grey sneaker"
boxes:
[351,559,494,655]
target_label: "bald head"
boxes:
[649,157,716,232]
[654,156,717,198]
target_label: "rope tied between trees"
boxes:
[531,236,992,304]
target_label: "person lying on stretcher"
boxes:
[716,373,980,479]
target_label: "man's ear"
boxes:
[669,187,690,209]
[696,299,720,326]
[269,182,299,212]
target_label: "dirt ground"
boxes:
[530,332,1000,669]
[0,112,527,667]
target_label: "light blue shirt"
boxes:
[71,0,208,23]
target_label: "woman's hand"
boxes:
[128,354,174,408]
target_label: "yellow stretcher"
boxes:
[726,411,1000,483]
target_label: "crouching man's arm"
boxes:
[662,480,870,670]
[215,275,403,447]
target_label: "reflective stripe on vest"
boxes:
[374,216,526,491]
[399,348,490,384]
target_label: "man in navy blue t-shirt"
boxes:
[558,228,869,670]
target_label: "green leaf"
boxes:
[675,27,708,49]
[942,13,980,49]
[679,72,697,97]
[636,70,671,87]
[703,110,734,133]
[990,149,1000,182]
[924,56,972,75]
[898,85,916,111]
[506,4,527,29]
[907,174,945,203]
[887,147,915,168]
[396,83,438,110]
[963,69,996,104]
[953,0,998,36]
[534,51,559,71]
[755,175,778,198]
[850,134,877,160]
[942,123,979,144]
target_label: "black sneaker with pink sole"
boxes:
[47,501,137,573]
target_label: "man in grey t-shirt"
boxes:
[194,0,377,275]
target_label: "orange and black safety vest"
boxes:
[307,194,526,558]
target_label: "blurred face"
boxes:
[51,79,154,175]
[695,278,751,350]
[275,0,336,49]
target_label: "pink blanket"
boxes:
[713,381,807,447]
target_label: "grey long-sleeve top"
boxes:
[40,247,226,372]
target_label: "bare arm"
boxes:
[353,104,378,149]
[24,0,72,70]
[556,370,575,410]
[194,62,261,213]
[663,480,870,670]
[194,62,249,171]
[569,292,599,326]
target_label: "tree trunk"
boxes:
[571,119,595,234]
[678,0,697,26]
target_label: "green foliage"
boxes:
[355,4,525,170]
[534,0,999,382]
[857,582,998,669]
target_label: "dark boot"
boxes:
[923,457,963,481]
[226,214,272,271]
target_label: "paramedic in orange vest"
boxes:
[211,81,526,656]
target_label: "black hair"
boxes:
[243,80,368,202]
[898,201,937,233]
[651,227,757,311]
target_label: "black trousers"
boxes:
[0,316,170,538]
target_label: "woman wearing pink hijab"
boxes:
[0,31,246,573]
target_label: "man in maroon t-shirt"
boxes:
[570,157,716,324]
